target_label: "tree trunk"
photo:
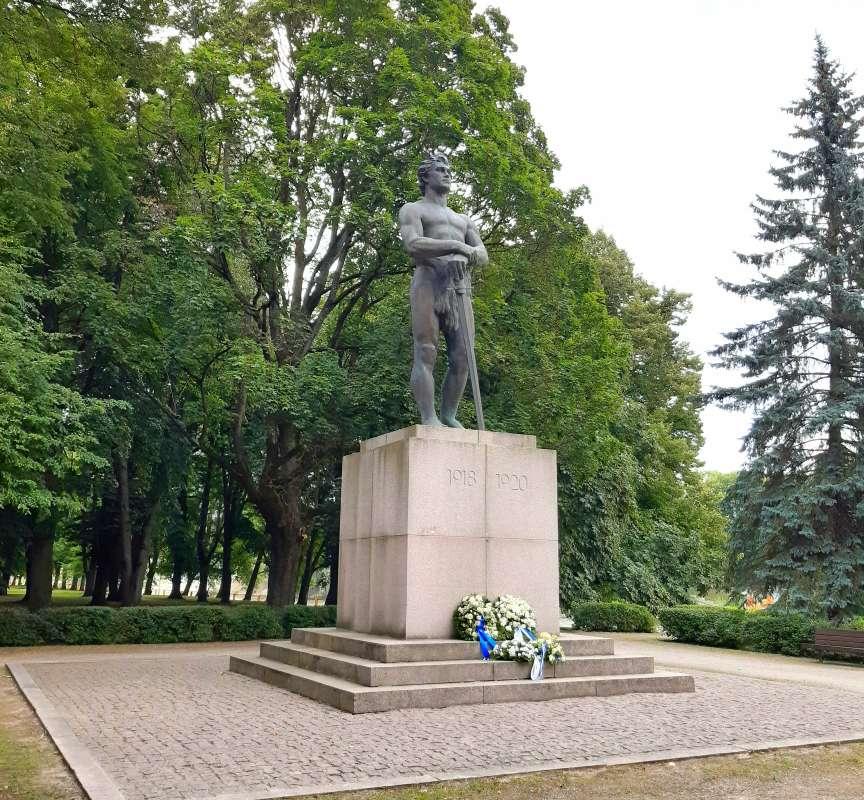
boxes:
[265,490,303,608]
[244,547,264,601]
[115,452,133,605]
[0,531,16,598]
[132,495,162,603]
[168,477,189,600]
[70,574,79,591]
[106,540,121,602]
[183,534,220,600]
[169,569,183,599]
[52,561,61,589]
[105,523,122,602]
[144,551,158,596]
[297,534,324,606]
[218,527,233,604]
[23,541,31,602]
[325,547,338,606]
[83,555,97,597]
[91,564,108,605]
[26,522,54,611]
[195,458,215,603]
[229,401,304,608]
[219,470,243,605]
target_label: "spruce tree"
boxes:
[714,38,864,620]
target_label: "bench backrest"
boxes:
[814,629,864,647]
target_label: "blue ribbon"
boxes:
[516,626,536,642]
[530,641,547,681]
[476,616,497,660]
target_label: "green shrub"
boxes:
[49,607,117,645]
[742,611,818,656]
[223,604,283,640]
[567,600,657,633]
[0,603,330,647]
[658,606,746,648]
[0,610,45,646]
[658,605,817,655]
[281,604,336,635]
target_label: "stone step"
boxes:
[289,627,615,662]
[261,641,653,686]
[229,655,694,714]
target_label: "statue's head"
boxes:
[418,151,451,195]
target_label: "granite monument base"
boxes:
[336,425,559,639]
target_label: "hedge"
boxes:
[281,604,337,635]
[567,600,657,633]
[657,605,818,656]
[0,603,336,647]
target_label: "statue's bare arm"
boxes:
[465,217,488,267]
[399,203,473,261]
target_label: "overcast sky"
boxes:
[487,0,864,473]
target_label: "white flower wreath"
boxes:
[453,593,500,640]
[491,594,537,639]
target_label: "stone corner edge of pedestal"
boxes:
[357,425,541,454]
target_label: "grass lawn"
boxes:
[0,666,84,800]
[310,744,864,800]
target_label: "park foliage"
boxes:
[0,0,725,613]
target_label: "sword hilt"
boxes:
[446,259,470,294]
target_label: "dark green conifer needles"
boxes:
[715,38,864,620]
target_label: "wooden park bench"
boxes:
[813,628,864,662]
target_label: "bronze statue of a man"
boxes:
[399,152,488,428]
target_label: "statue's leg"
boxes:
[440,316,469,429]
[410,270,442,426]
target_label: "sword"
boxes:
[449,260,485,431]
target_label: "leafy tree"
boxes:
[0,238,113,608]
[714,39,864,620]
[557,232,726,609]
[139,0,582,604]
[0,0,177,607]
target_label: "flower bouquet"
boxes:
[535,631,565,664]
[493,630,565,665]
[491,594,537,638]
[453,593,564,666]
[453,594,500,641]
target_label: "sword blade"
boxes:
[455,288,485,431]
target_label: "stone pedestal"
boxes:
[336,426,560,638]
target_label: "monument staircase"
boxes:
[229,627,694,714]
[230,426,694,713]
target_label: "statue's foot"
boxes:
[419,416,443,427]
[441,415,464,429]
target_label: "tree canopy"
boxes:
[0,0,724,611]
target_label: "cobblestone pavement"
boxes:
[15,653,864,800]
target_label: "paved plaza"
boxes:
[7,640,864,800]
